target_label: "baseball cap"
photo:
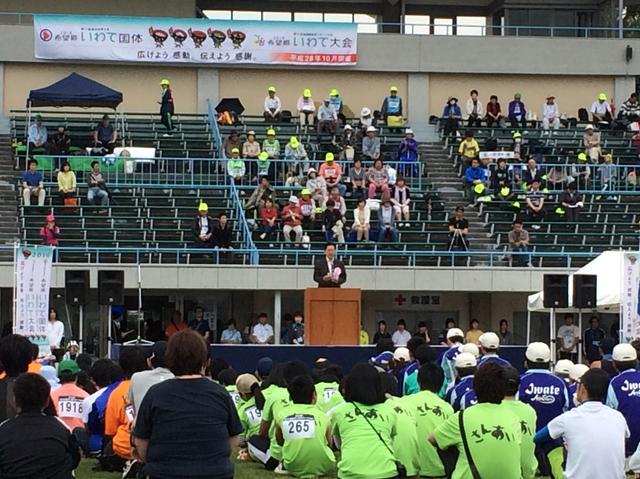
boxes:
[512,131,522,139]
[58,359,80,377]
[307,167,317,175]
[584,124,595,130]
[247,130,256,136]
[393,347,411,362]
[366,126,377,133]
[160,79,170,86]
[569,363,589,382]
[447,328,464,340]
[598,93,607,101]
[256,357,273,377]
[525,342,551,363]
[578,152,587,162]
[514,92,522,99]
[268,85,276,93]
[554,359,574,375]
[455,352,477,369]
[231,147,240,154]
[34,114,43,121]
[479,332,500,350]
[344,124,353,130]
[198,202,208,212]
[236,373,259,394]
[405,128,414,135]
[266,128,276,136]
[288,195,298,204]
[301,188,311,196]
[325,152,335,162]
[390,85,398,92]
[258,151,269,161]
[330,88,339,96]
[361,107,371,116]
[303,88,311,97]
[289,136,299,148]
[613,343,638,362]
[460,343,479,358]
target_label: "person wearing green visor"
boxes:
[226,147,246,183]
[296,88,315,127]
[381,85,403,123]
[571,152,591,191]
[508,92,527,128]
[329,88,345,125]
[264,85,282,122]
[284,136,309,180]
[590,92,612,128]
[262,129,280,160]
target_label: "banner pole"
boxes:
[12,242,18,334]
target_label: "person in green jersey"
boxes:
[313,363,345,416]
[430,362,524,479]
[333,363,399,479]
[275,375,336,477]
[403,362,455,477]
[380,372,420,477]
[503,366,538,479]
[219,368,242,408]
[236,373,263,461]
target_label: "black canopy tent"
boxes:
[26,73,124,156]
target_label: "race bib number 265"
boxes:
[283,414,316,440]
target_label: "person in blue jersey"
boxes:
[553,359,574,385]
[447,352,477,411]
[397,336,427,395]
[477,331,511,368]
[403,344,437,396]
[606,343,640,457]
[567,363,589,409]
[439,327,465,392]
[517,342,568,479]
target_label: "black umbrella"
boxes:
[215,97,245,115]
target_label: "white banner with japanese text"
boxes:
[621,252,640,342]
[14,245,54,355]
[34,15,358,65]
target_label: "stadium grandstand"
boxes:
[1,0,640,477]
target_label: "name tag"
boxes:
[283,414,316,440]
[245,405,262,426]
[57,397,84,419]
[323,388,338,403]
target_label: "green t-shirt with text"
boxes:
[332,402,398,479]
[314,382,345,415]
[434,402,523,479]
[501,399,538,479]
[386,397,420,477]
[237,396,262,438]
[262,385,291,461]
[275,403,335,478]
[402,389,454,477]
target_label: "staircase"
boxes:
[0,135,20,251]
[421,141,499,264]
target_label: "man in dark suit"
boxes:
[313,242,347,288]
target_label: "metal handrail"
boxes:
[227,180,259,264]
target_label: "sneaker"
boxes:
[531,224,541,230]
[274,463,288,475]
[259,233,266,240]
[162,133,172,137]
[595,195,602,201]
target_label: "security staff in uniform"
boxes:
[159,79,174,136]
[477,331,511,368]
[447,352,476,411]
[380,86,402,123]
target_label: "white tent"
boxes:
[527,250,624,313]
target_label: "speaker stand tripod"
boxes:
[124,263,153,347]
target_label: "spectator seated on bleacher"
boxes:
[511,130,523,160]
[86,161,109,208]
[583,125,601,162]
[523,158,543,187]
[243,131,260,160]
[338,124,356,161]
[348,158,366,200]
[559,181,584,223]
[212,212,233,250]
[358,107,376,137]
[486,95,505,128]
[40,214,60,247]
[57,161,76,204]
[227,148,246,184]
[245,175,275,212]
[298,189,316,230]
[391,175,411,228]
[330,88,346,126]
[317,98,338,136]
[223,131,242,158]
[21,159,46,207]
[377,195,399,243]
[508,218,530,267]
[442,97,462,136]
[458,130,480,166]
[322,199,345,244]
[490,158,510,195]
[463,158,486,206]
[263,86,282,122]
[362,126,381,160]
[27,114,50,153]
[297,88,315,127]
[322,187,347,218]
[448,206,468,251]
[262,129,280,161]
[619,93,640,123]
[306,168,327,206]
[284,137,309,182]
[465,90,483,127]
[398,128,418,173]
[319,152,345,197]
[590,93,612,128]
[526,178,545,229]
[508,93,527,128]
[92,114,117,154]
[259,198,278,242]
[352,197,371,243]
[597,153,617,199]
[282,196,303,245]
[542,95,560,130]
[50,126,71,157]
[192,202,214,248]
[381,86,403,124]
[367,159,389,199]
[571,153,591,190]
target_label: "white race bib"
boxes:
[124,403,135,423]
[323,388,338,403]
[229,391,241,406]
[245,406,262,426]
[283,414,316,440]
[57,396,84,419]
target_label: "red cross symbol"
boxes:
[394,294,406,306]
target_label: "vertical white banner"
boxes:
[621,253,640,342]
[14,246,54,354]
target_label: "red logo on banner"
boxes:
[39,29,53,41]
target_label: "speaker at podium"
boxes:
[304,288,361,345]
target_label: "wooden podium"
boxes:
[304,288,361,345]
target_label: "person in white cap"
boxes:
[439,327,465,391]
[541,95,560,130]
[553,359,574,383]
[362,126,381,161]
[583,124,602,162]
[518,342,569,479]
[568,363,589,408]
[281,196,303,244]
[446,352,477,411]
[606,342,640,457]
[393,346,411,363]
[536,368,629,479]
[459,342,479,358]
[477,331,511,368]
